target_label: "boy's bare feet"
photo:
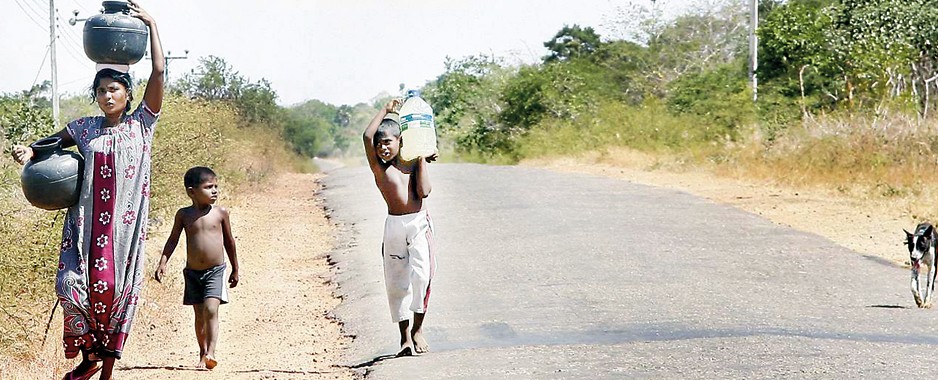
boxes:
[205,355,218,370]
[396,345,414,357]
[412,329,430,354]
[196,355,218,370]
[396,319,414,357]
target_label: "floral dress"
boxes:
[57,101,159,359]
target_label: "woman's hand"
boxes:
[128,0,155,26]
[11,145,33,165]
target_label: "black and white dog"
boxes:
[905,223,937,308]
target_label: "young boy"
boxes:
[363,99,439,357]
[155,166,240,369]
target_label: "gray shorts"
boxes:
[183,263,229,305]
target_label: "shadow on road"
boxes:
[117,365,207,372]
[348,354,400,369]
[867,304,909,309]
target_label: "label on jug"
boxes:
[400,113,434,131]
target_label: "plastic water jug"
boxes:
[83,1,149,64]
[21,137,84,210]
[398,90,437,162]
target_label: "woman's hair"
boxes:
[90,68,134,113]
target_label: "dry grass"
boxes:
[529,108,938,223]
[726,112,938,220]
[0,95,312,374]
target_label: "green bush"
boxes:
[665,63,756,140]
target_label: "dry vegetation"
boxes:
[0,94,314,370]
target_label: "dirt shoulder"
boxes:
[116,172,357,379]
[1,172,358,379]
[524,153,913,267]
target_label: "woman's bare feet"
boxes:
[62,359,100,380]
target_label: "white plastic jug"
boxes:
[398,90,437,162]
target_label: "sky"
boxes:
[1,0,699,107]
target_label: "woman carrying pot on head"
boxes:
[10,1,163,379]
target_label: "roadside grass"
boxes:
[517,102,938,221]
[0,94,311,371]
[730,112,938,221]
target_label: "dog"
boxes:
[905,223,937,308]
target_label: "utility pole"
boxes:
[147,50,189,83]
[164,50,189,83]
[49,0,59,125]
[749,0,758,102]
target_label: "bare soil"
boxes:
[1,172,359,380]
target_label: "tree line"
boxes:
[420,0,938,161]
[3,0,937,164]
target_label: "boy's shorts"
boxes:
[183,263,229,305]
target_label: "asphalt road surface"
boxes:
[320,163,938,379]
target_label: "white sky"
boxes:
[1,0,698,106]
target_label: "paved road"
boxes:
[320,164,938,379]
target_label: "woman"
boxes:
[11,1,163,378]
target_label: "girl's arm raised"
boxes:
[129,0,164,114]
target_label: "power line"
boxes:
[68,0,90,13]
[31,45,52,90]
[56,10,85,48]
[57,35,92,69]
[55,9,94,70]
[12,0,48,32]
[24,0,49,21]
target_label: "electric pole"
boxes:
[164,50,189,83]
[749,0,758,102]
[147,50,189,83]
[49,0,59,125]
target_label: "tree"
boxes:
[236,79,279,123]
[177,56,280,123]
[543,25,602,63]
[759,0,938,110]
[177,56,244,100]
[0,87,55,148]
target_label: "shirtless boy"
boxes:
[363,99,438,356]
[155,166,239,369]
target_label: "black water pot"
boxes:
[20,137,84,210]
[82,1,148,64]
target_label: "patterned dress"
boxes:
[57,101,159,360]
